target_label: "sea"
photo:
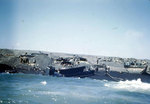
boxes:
[0,73,150,104]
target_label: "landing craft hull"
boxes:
[58,66,94,77]
[90,71,150,83]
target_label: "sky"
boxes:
[0,0,150,59]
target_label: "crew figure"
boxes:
[95,66,98,72]
[49,66,55,75]
[105,65,110,75]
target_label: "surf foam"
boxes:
[40,81,47,85]
[104,78,150,93]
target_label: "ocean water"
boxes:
[0,73,150,104]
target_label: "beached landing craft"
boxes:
[90,61,150,82]
[57,66,94,77]
[0,49,150,83]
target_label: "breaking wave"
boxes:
[104,78,150,93]
[1,73,150,104]
[40,81,47,85]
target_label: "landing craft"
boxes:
[0,49,150,83]
[58,66,94,77]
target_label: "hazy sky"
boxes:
[0,0,150,59]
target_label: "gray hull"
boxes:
[90,71,150,83]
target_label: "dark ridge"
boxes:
[0,64,13,73]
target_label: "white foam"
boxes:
[40,91,66,96]
[52,97,57,101]
[40,81,47,85]
[104,78,150,93]
[40,91,97,99]
[78,77,81,79]
[28,90,31,92]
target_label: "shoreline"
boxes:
[0,48,150,83]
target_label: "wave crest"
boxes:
[104,78,150,93]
